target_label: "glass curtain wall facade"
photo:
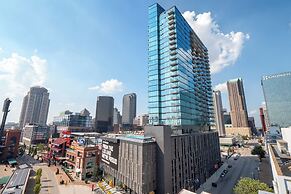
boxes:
[261,72,291,127]
[148,4,212,128]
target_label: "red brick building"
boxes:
[0,129,21,161]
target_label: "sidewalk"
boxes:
[259,157,273,186]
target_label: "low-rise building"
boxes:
[22,124,49,146]
[100,126,221,194]
[64,138,100,180]
[101,134,156,194]
[268,142,291,194]
[0,129,21,161]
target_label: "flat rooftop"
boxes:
[270,143,291,176]
[102,134,155,143]
[2,167,31,194]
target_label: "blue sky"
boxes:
[0,0,290,126]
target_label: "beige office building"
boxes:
[227,78,251,136]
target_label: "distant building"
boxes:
[0,129,21,161]
[223,109,232,125]
[259,107,267,134]
[213,90,225,136]
[139,114,149,126]
[19,86,50,129]
[248,116,257,135]
[227,78,251,136]
[113,108,122,125]
[95,96,114,133]
[22,124,49,146]
[53,109,93,131]
[227,78,249,127]
[261,72,291,127]
[122,93,136,126]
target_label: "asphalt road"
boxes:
[206,155,260,194]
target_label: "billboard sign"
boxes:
[101,140,119,170]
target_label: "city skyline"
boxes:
[0,1,291,125]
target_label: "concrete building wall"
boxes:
[281,127,291,151]
[144,126,221,194]
[101,137,156,194]
[225,127,251,136]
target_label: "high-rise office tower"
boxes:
[227,78,249,127]
[148,3,212,130]
[113,108,122,125]
[261,72,291,127]
[94,96,114,132]
[213,90,225,136]
[19,86,50,129]
[122,93,136,126]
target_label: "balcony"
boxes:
[168,25,175,30]
[170,67,178,72]
[169,31,176,36]
[170,78,178,83]
[170,61,178,66]
[168,10,174,15]
[168,14,175,20]
[170,51,177,56]
[169,40,176,45]
[169,45,176,51]
[170,56,177,61]
[169,35,176,40]
[171,84,179,89]
[170,73,178,77]
[168,20,175,25]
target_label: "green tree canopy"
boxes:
[33,183,41,194]
[36,168,42,177]
[251,145,266,160]
[234,177,273,194]
[35,176,41,185]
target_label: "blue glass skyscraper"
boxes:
[261,72,291,127]
[148,3,212,129]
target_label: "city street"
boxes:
[199,143,261,194]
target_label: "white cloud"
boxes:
[183,11,250,74]
[0,52,47,97]
[89,79,123,94]
[214,82,227,93]
[249,109,258,115]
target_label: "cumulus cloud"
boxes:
[0,52,47,97]
[249,109,258,115]
[89,79,123,94]
[214,82,227,93]
[183,11,250,74]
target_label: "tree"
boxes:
[234,177,273,194]
[33,183,41,194]
[37,144,45,152]
[36,168,42,177]
[251,145,266,161]
[35,176,41,185]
